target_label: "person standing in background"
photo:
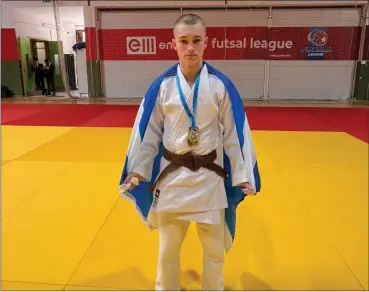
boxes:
[44,59,56,96]
[37,63,47,95]
[31,59,40,90]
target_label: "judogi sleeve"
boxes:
[219,91,250,186]
[130,92,164,181]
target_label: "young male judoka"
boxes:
[119,13,261,290]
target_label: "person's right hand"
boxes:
[124,172,145,190]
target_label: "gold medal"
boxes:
[187,127,200,146]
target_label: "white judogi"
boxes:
[130,64,250,290]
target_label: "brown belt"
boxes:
[149,147,228,192]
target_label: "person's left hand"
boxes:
[238,182,256,196]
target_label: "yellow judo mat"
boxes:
[1,125,368,290]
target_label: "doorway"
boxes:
[31,39,49,65]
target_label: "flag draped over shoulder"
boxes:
[119,61,261,251]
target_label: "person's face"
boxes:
[172,23,207,67]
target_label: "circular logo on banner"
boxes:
[308,30,328,47]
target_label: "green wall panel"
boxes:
[19,37,34,92]
[87,60,102,97]
[47,41,64,90]
[353,61,369,101]
[1,61,23,96]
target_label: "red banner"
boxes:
[1,28,19,61]
[98,27,360,61]
[85,27,97,61]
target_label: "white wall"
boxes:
[51,0,368,7]
[61,21,81,54]
[1,2,84,54]
[3,0,365,11]
[13,9,57,41]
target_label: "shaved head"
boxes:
[174,13,206,29]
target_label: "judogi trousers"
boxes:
[155,209,225,290]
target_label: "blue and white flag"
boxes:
[119,61,261,251]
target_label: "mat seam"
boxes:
[294,195,366,290]
[63,196,121,290]
[2,162,76,220]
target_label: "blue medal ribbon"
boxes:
[176,72,200,129]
